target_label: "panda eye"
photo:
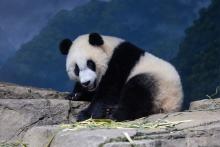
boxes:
[74,64,79,76]
[87,59,96,71]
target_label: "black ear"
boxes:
[89,33,104,46]
[59,39,72,55]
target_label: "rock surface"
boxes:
[1,82,220,147]
[0,82,68,99]
[189,97,220,110]
[0,82,88,143]
[22,110,220,147]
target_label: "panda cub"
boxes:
[59,33,183,121]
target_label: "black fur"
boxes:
[87,59,96,72]
[74,64,79,76]
[112,74,158,121]
[89,33,104,46]
[93,42,144,102]
[59,39,72,55]
[65,82,95,101]
[77,42,146,121]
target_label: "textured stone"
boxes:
[22,110,220,147]
[0,82,68,99]
[0,82,89,143]
[104,134,220,147]
[50,129,136,147]
[23,125,60,147]
[104,126,220,147]
[0,99,69,142]
[0,99,88,142]
[144,110,220,130]
[189,98,220,110]
[2,82,220,146]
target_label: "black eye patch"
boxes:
[74,64,79,76]
[87,59,96,71]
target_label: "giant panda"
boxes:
[59,33,183,121]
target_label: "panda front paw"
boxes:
[77,108,92,122]
[91,103,117,119]
[91,103,106,119]
[110,106,132,121]
[105,105,118,118]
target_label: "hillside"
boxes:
[173,0,220,107]
[0,27,14,67]
[0,0,210,91]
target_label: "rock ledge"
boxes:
[1,82,220,147]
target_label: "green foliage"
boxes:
[173,0,220,107]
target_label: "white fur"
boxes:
[79,69,96,85]
[66,34,123,87]
[127,52,183,112]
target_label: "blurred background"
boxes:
[0,0,219,108]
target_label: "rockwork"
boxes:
[0,82,88,143]
[1,82,220,147]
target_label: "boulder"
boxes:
[23,110,220,147]
[1,82,220,147]
[189,98,220,110]
[0,82,88,143]
[0,82,68,99]
[23,125,61,147]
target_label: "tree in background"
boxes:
[173,0,220,108]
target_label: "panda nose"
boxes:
[81,81,90,87]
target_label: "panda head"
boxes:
[59,33,116,91]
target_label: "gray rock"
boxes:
[0,82,68,99]
[23,126,136,147]
[104,140,185,147]
[23,125,61,147]
[0,99,88,143]
[0,82,89,143]
[22,110,220,147]
[2,82,220,147]
[69,101,89,123]
[54,129,137,147]
[104,125,220,147]
[104,134,220,147]
[189,98,220,110]
[0,99,69,142]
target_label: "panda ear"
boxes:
[59,39,72,55]
[89,33,104,46]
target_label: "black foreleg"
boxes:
[66,82,95,101]
[112,74,158,121]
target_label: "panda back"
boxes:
[127,52,183,112]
